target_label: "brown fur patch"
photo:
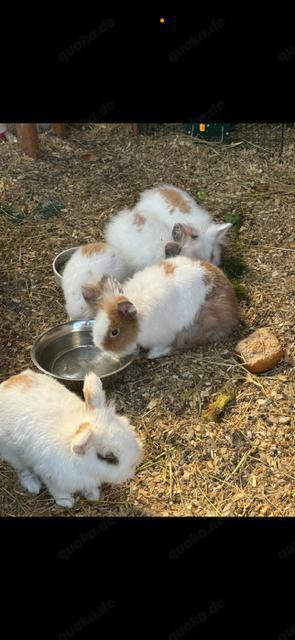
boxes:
[159,261,177,276]
[188,257,225,282]
[101,295,139,353]
[158,187,191,214]
[81,242,107,256]
[133,213,146,228]
[75,421,92,435]
[2,372,33,389]
[84,389,94,411]
[173,260,239,349]
[195,259,229,287]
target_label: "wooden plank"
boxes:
[52,123,67,138]
[15,124,39,159]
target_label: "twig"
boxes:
[225,142,244,148]
[263,246,295,253]
[196,484,223,516]
[195,469,223,516]
[137,451,168,472]
[169,462,173,499]
[241,496,256,515]
[263,494,285,516]
[192,139,221,156]
[248,456,295,482]
[219,449,253,490]
[238,138,270,153]
[140,405,159,419]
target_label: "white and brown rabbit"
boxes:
[0,370,143,507]
[91,255,239,360]
[105,184,232,271]
[62,242,133,320]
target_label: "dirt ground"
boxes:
[0,123,294,517]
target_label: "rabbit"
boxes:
[105,207,180,272]
[91,255,239,360]
[136,184,232,265]
[0,369,143,508]
[62,242,134,320]
[104,184,232,270]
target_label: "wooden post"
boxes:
[15,124,39,160]
[52,123,67,138]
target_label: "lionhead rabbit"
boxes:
[62,242,133,320]
[0,369,143,508]
[91,255,239,360]
[105,184,231,271]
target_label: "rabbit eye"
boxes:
[191,233,198,239]
[97,452,119,465]
[110,328,120,338]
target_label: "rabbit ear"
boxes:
[83,372,106,410]
[117,300,137,317]
[71,422,95,455]
[172,223,199,242]
[209,222,232,245]
[102,275,124,297]
[165,241,182,257]
[81,284,102,303]
[172,223,186,242]
[96,450,119,465]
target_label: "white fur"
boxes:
[0,370,143,508]
[105,208,170,271]
[93,256,229,359]
[105,184,232,268]
[62,244,133,320]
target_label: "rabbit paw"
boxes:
[147,345,172,359]
[19,470,41,494]
[84,487,101,501]
[55,496,75,508]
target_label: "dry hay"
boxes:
[0,123,294,517]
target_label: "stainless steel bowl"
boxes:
[31,320,138,396]
[52,247,79,287]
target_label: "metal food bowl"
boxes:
[52,247,79,287]
[31,320,138,396]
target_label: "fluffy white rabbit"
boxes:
[105,207,173,272]
[62,242,133,320]
[92,255,239,360]
[105,184,232,270]
[0,369,143,508]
